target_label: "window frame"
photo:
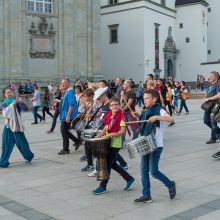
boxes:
[27,0,54,15]
[109,0,118,5]
[108,24,119,44]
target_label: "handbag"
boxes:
[201,100,216,112]
[214,112,220,122]
[181,92,189,101]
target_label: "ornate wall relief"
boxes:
[29,17,56,59]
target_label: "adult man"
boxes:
[24,80,34,94]
[115,77,123,98]
[58,78,81,155]
[31,85,43,124]
[203,71,220,144]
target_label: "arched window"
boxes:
[27,0,53,13]
[161,0,166,6]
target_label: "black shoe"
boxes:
[168,121,175,127]
[81,165,94,172]
[75,140,82,151]
[39,118,43,123]
[58,149,70,155]
[134,196,152,204]
[206,139,216,144]
[212,151,220,159]
[31,122,38,125]
[169,182,176,200]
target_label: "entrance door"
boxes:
[167,59,173,77]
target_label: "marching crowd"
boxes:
[0,71,220,204]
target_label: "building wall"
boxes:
[101,0,176,81]
[207,0,220,62]
[175,3,208,81]
[0,0,101,85]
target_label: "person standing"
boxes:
[31,85,43,124]
[58,78,81,155]
[0,89,34,168]
[202,71,220,144]
[134,90,176,203]
[115,77,123,99]
[41,88,54,123]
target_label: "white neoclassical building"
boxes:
[100,0,220,82]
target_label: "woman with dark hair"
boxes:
[41,87,53,123]
[0,88,34,168]
[178,81,189,115]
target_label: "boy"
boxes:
[134,89,176,203]
[92,97,135,195]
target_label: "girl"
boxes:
[92,97,135,195]
[0,88,34,168]
[178,81,189,115]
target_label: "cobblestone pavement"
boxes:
[0,99,220,220]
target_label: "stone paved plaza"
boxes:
[1,99,220,220]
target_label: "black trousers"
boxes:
[60,121,79,150]
[100,147,133,189]
[42,106,53,120]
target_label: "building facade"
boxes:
[101,0,220,82]
[0,0,101,85]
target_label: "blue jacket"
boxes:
[60,88,78,122]
[139,103,161,136]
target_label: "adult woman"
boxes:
[0,88,34,168]
[178,81,189,115]
[41,87,53,123]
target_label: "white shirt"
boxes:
[154,109,166,148]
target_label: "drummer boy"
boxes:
[134,89,176,204]
[92,97,135,195]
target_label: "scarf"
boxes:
[139,103,161,136]
[4,97,15,104]
[104,110,125,133]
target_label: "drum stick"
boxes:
[122,96,135,113]
[126,119,150,124]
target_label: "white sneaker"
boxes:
[88,170,97,177]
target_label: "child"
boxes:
[92,97,135,195]
[0,88,34,168]
[134,89,176,203]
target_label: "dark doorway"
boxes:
[167,59,174,77]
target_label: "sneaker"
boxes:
[169,182,176,200]
[92,186,106,195]
[75,140,82,151]
[31,122,38,125]
[185,112,189,115]
[124,178,135,191]
[206,139,216,144]
[88,170,97,177]
[212,151,220,159]
[134,196,152,204]
[81,165,94,172]
[79,154,87,162]
[58,149,70,155]
[46,130,53,134]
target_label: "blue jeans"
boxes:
[32,106,43,123]
[140,147,173,197]
[204,110,220,140]
[179,98,189,113]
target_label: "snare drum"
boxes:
[83,129,98,140]
[126,134,157,159]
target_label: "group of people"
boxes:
[2,71,220,204]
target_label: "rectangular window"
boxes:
[208,50,211,54]
[108,24,119,44]
[179,23,183,29]
[208,8,211,12]
[186,37,190,43]
[109,0,118,5]
[27,0,53,14]
[161,0,166,6]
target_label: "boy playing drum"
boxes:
[92,98,135,195]
[134,89,176,203]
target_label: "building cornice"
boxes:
[101,0,176,13]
